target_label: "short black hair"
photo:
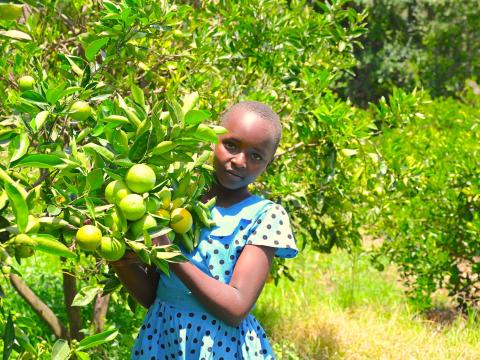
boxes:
[220,100,282,150]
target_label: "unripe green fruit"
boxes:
[119,194,146,221]
[105,211,121,232]
[105,180,131,205]
[76,225,102,251]
[2,265,11,274]
[14,234,37,247]
[70,101,91,121]
[16,244,34,258]
[130,214,157,239]
[97,236,126,261]
[125,164,156,194]
[18,76,35,92]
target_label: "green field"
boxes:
[255,248,480,359]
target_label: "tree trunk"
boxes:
[9,274,68,339]
[93,292,111,333]
[62,268,84,340]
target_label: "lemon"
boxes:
[70,101,91,121]
[105,180,131,205]
[119,194,146,221]
[76,225,102,251]
[170,208,193,234]
[130,214,157,239]
[97,236,126,261]
[18,76,35,92]
[105,211,122,232]
[125,164,156,194]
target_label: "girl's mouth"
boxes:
[225,169,244,179]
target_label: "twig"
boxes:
[25,169,50,191]
[9,274,68,339]
[274,140,323,159]
[62,267,84,340]
[93,292,111,333]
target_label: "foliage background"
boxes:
[0,0,479,358]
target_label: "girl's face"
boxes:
[213,110,277,190]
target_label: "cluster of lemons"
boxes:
[75,164,194,261]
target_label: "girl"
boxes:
[112,101,298,359]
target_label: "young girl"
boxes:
[112,101,298,359]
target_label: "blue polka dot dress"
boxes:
[131,195,298,360]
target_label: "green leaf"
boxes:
[85,38,109,62]
[14,326,36,355]
[71,286,101,307]
[0,4,24,21]
[2,313,14,360]
[76,329,118,351]
[340,148,358,157]
[191,124,218,142]
[184,110,211,126]
[131,84,146,110]
[166,99,183,124]
[65,55,84,76]
[51,339,70,360]
[85,197,96,221]
[0,169,27,199]
[46,83,67,104]
[8,133,29,164]
[151,257,169,276]
[112,130,129,154]
[0,30,31,41]
[86,168,104,191]
[74,351,90,360]
[30,110,49,132]
[128,130,151,162]
[20,90,48,106]
[83,143,115,161]
[10,154,65,169]
[31,234,76,258]
[5,182,28,233]
[181,92,199,114]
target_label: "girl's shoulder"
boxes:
[211,195,298,259]
[213,194,273,219]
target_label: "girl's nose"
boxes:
[231,152,247,168]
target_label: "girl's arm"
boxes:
[171,244,276,327]
[110,251,160,309]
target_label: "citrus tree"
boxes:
[366,87,480,311]
[0,1,226,358]
[0,0,378,357]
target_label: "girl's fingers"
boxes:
[153,234,171,246]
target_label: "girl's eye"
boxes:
[224,141,236,151]
[251,153,263,161]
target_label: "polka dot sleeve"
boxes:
[246,204,298,258]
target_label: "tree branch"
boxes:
[9,274,68,339]
[93,292,111,333]
[62,268,84,340]
[274,140,323,159]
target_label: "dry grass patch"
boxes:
[255,248,480,359]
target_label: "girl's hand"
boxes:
[109,250,140,267]
[152,234,171,246]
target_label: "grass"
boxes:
[3,248,479,359]
[254,248,480,359]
